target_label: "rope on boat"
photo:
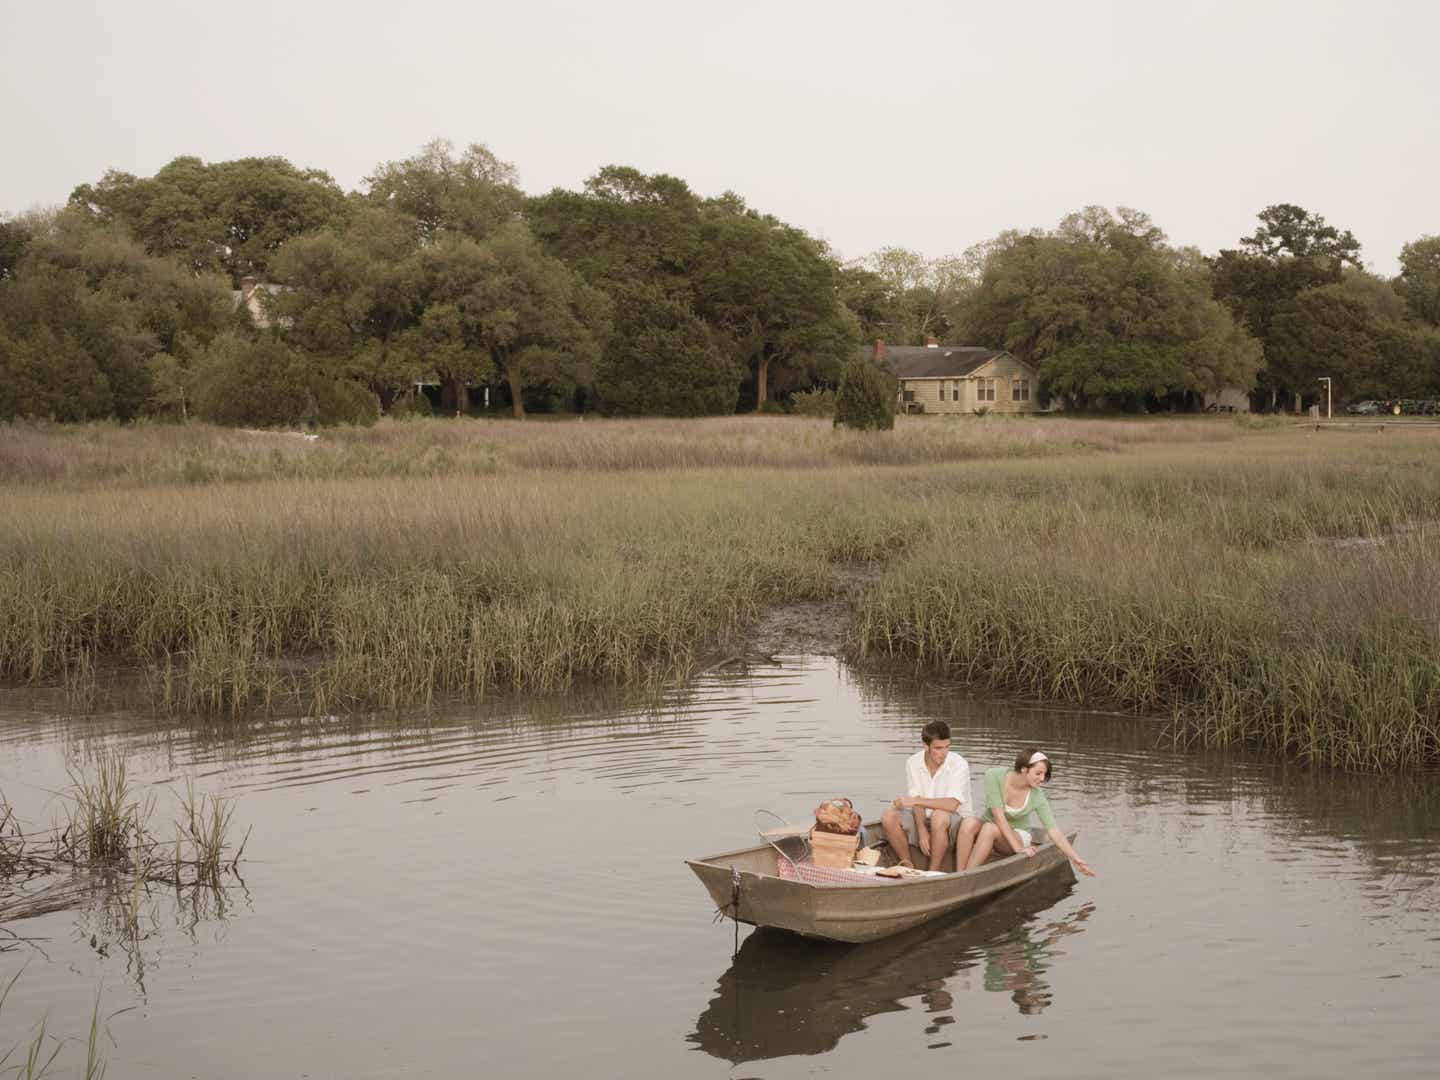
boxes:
[711,865,742,922]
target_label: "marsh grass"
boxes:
[0,970,109,1080]
[61,756,152,867]
[177,781,240,887]
[4,418,1440,768]
[0,414,1239,490]
[2,754,245,925]
[855,452,1440,769]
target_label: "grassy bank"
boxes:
[853,440,1440,770]
[0,414,1243,489]
[2,416,1437,768]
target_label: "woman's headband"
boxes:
[1027,751,1049,765]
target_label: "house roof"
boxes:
[229,282,290,307]
[866,345,1013,379]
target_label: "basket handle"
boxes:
[754,809,809,870]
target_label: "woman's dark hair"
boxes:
[921,720,952,745]
[1013,746,1053,781]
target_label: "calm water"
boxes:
[1,658,1438,1079]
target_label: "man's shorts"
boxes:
[900,809,969,849]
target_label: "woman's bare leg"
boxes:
[965,821,1017,870]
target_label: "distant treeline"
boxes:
[2,140,1438,424]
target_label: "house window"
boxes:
[941,380,951,402]
[1012,378,1030,402]
[901,387,915,403]
[952,383,960,401]
[976,377,996,402]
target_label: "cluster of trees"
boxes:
[3,139,1438,425]
[1210,207,1440,410]
[954,208,1261,411]
[0,143,858,424]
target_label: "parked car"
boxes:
[1345,400,1382,415]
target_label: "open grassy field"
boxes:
[2,414,1437,769]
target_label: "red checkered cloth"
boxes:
[776,859,892,886]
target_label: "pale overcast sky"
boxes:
[2,0,1435,273]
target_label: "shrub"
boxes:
[194,334,313,427]
[834,356,896,430]
[790,388,836,417]
[389,392,434,420]
[758,399,786,415]
[310,377,379,427]
[193,333,378,428]
[594,287,742,416]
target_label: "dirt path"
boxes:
[709,563,881,668]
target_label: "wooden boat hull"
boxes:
[687,824,1077,944]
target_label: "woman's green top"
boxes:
[983,767,1057,832]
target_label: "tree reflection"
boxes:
[689,872,1087,1064]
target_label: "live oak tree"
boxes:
[957,207,1258,410]
[364,139,523,244]
[0,216,30,280]
[528,167,739,415]
[478,223,610,418]
[270,206,426,413]
[69,156,349,281]
[0,210,231,421]
[1211,204,1364,410]
[1397,236,1440,328]
[399,223,609,418]
[1268,273,1440,402]
[691,196,856,409]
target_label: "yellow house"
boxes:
[869,341,1044,415]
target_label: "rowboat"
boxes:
[689,870,1084,1062]
[686,820,1077,943]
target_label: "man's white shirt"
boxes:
[904,749,972,818]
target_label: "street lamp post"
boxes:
[1318,377,1332,420]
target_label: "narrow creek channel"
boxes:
[2,657,1437,1078]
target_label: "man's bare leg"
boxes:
[880,807,915,868]
[926,811,953,871]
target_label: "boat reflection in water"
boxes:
[689,874,1093,1063]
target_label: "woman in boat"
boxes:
[963,747,1095,877]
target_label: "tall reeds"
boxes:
[854,450,1440,769]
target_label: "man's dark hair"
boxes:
[921,721,951,745]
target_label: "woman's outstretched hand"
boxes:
[1071,857,1096,877]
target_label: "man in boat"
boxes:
[879,720,981,872]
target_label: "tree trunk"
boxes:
[440,375,465,416]
[507,365,526,419]
[375,384,397,415]
[755,353,770,409]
